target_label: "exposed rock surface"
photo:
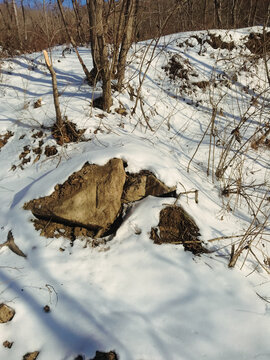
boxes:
[24,160,177,240]
[24,159,126,237]
[122,170,176,203]
[150,205,208,255]
[0,304,15,323]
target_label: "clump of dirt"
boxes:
[44,145,58,157]
[52,120,85,145]
[33,98,42,108]
[32,130,43,139]
[150,205,208,255]
[162,55,189,81]
[207,34,235,50]
[32,218,95,240]
[192,81,209,90]
[245,32,270,55]
[3,340,13,349]
[0,131,13,149]
[251,128,270,151]
[90,351,118,360]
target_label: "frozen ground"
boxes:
[0,27,270,359]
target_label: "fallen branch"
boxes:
[0,230,26,258]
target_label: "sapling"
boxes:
[43,50,63,130]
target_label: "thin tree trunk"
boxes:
[96,0,112,112]
[21,0,27,42]
[214,0,222,28]
[248,0,258,26]
[57,0,92,84]
[11,0,21,48]
[43,50,63,129]
[231,0,238,28]
[203,0,208,29]
[72,0,84,44]
[87,0,100,79]
[117,0,138,90]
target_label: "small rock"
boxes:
[0,304,15,323]
[23,351,39,360]
[43,305,50,313]
[34,98,42,108]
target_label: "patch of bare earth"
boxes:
[150,205,209,255]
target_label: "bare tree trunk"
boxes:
[111,0,126,77]
[11,0,22,48]
[72,0,84,44]
[57,0,93,84]
[188,0,194,29]
[231,0,238,28]
[248,0,258,26]
[43,50,63,129]
[86,0,100,80]
[203,0,208,29]
[95,0,112,111]
[21,0,27,42]
[117,0,138,90]
[214,0,222,28]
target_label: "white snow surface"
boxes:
[0,28,270,360]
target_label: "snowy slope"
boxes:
[0,28,270,360]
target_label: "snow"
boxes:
[0,28,270,360]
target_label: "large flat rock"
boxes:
[24,159,126,236]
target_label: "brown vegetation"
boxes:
[0,0,269,57]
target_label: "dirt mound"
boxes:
[52,120,85,145]
[245,32,270,55]
[162,55,189,81]
[150,205,208,255]
[207,34,235,50]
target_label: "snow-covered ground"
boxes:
[0,27,270,360]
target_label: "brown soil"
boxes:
[162,55,189,81]
[245,32,270,55]
[52,120,85,145]
[32,218,95,240]
[192,81,209,90]
[207,34,235,50]
[90,351,118,360]
[2,340,13,349]
[150,205,208,255]
[44,145,58,157]
[0,131,13,149]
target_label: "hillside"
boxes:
[0,27,270,360]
